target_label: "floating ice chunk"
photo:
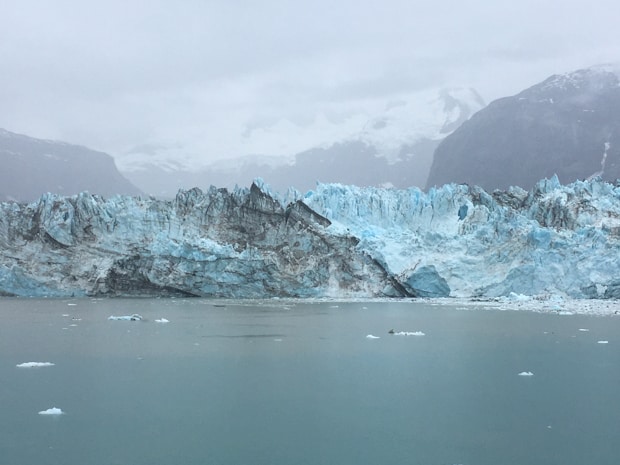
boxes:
[518,371,534,376]
[38,407,64,415]
[392,331,425,336]
[366,334,380,339]
[62,314,70,317]
[67,303,77,306]
[155,318,169,323]
[108,314,143,321]
[16,362,55,368]
[597,340,609,344]
[507,292,531,302]
[578,328,590,332]
[557,311,574,315]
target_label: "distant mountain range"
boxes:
[0,128,141,202]
[427,64,620,191]
[120,87,486,196]
[5,64,619,202]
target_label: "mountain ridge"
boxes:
[426,64,620,191]
[119,87,485,196]
[0,128,141,202]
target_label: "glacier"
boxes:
[2,176,620,299]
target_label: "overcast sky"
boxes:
[1,0,619,168]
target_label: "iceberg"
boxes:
[108,314,143,321]
[16,362,55,368]
[391,331,425,336]
[155,318,170,323]
[2,177,620,299]
[518,371,534,376]
[38,407,64,415]
[366,334,380,339]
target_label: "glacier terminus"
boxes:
[2,176,620,300]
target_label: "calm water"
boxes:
[1,298,619,465]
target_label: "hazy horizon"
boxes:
[2,1,619,168]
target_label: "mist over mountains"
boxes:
[3,64,620,202]
[120,87,485,196]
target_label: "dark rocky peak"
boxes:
[520,65,620,103]
[426,64,620,192]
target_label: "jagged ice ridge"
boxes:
[2,176,620,299]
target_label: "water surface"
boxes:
[1,298,618,465]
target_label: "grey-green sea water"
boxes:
[1,298,619,465]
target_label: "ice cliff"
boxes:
[0,182,395,298]
[2,177,620,299]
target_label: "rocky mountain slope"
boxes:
[0,128,141,202]
[426,65,620,191]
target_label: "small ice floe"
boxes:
[518,371,534,376]
[16,362,55,368]
[557,311,574,316]
[154,318,169,323]
[366,334,380,339]
[597,340,609,344]
[67,303,77,306]
[108,314,143,321]
[578,328,590,332]
[389,330,425,336]
[38,407,64,415]
[62,314,70,317]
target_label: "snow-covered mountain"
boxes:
[0,128,141,202]
[2,176,620,299]
[120,87,485,197]
[427,64,620,191]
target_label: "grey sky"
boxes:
[1,0,619,167]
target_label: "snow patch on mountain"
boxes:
[116,87,485,174]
